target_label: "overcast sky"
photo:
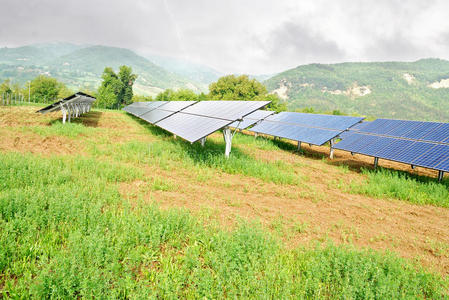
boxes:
[1,0,448,74]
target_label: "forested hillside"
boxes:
[265,59,449,121]
[0,43,203,96]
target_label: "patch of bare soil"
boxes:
[120,148,449,276]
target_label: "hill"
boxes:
[0,105,448,297]
[144,54,222,86]
[265,59,449,121]
[0,43,204,95]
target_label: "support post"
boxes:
[223,127,232,158]
[438,171,444,182]
[329,138,335,159]
[374,157,379,169]
[297,141,301,151]
[68,104,72,123]
[60,104,67,124]
[173,135,177,139]
[200,137,206,147]
[254,132,258,138]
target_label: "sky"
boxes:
[1,0,449,74]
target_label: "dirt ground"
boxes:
[3,106,449,276]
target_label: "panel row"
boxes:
[334,132,449,172]
[357,119,449,144]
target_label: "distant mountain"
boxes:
[265,59,449,121]
[144,54,222,86]
[0,43,205,96]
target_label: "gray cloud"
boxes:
[0,0,449,74]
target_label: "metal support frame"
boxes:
[200,137,206,147]
[254,132,258,138]
[374,157,379,169]
[297,141,301,151]
[60,104,67,124]
[329,139,334,159]
[223,127,233,158]
[438,171,444,182]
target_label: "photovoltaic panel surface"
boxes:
[249,112,364,145]
[123,101,167,117]
[37,92,96,114]
[229,110,275,129]
[139,101,197,124]
[156,114,233,143]
[358,118,449,144]
[181,101,271,120]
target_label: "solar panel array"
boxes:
[249,112,364,145]
[334,119,449,172]
[123,101,270,143]
[229,110,275,129]
[37,92,96,114]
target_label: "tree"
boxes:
[118,66,137,105]
[30,75,69,102]
[208,75,287,111]
[97,66,137,108]
[155,88,200,101]
[0,79,12,96]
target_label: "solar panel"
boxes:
[411,144,449,169]
[123,101,168,117]
[265,112,364,131]
[181,101,271,120]
[229,110,275,129]
[356,118,449,144]
[148,100,270,143]
[139,101,197,124]
[155,114,231,143]
[250,112,364,146]
[37,92,96,114]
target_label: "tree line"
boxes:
[0,66,287,112]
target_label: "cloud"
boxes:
[0,0,449,74]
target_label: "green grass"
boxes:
[89,121,302,185]
[0,152,447,298]
[20,122,98,138]
[348,168,449,207]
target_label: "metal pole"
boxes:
[374,157,379,169]
[329,138,335,159]
[297,141,301,151]
[438,171,444,182]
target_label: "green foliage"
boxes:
[155,88,200,101]
[265,58,449,121]
[0,152,446,298]
[29,75,70,103]
[209,74,287,112]
[0,79,13,95]
[348,168,449,207]
[132,94,153,102]
[97,66,137,109]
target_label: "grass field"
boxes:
[1,106,448,298]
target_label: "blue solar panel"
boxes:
[387,142,435,164]
[411,144,449,169]
[435,156,449,172]
[334,133,364,151]
[358,136,396,157]
[385,120,420,136]
[250,120,341,145]
[371,139,415,161]
[403,122,440,140]
[421,123,449,143]
[265,112,363,131]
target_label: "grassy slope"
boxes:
[265,59,449,121]
[0,106,448,298]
